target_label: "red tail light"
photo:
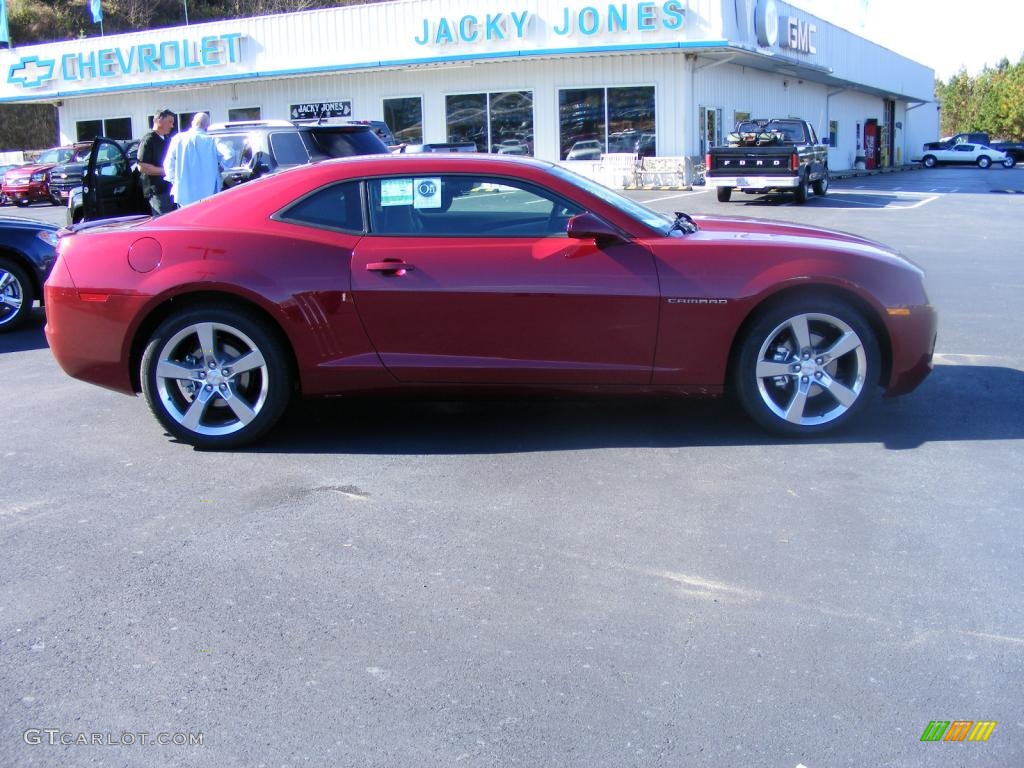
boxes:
[791,152,799,171]
[705,153,712,170]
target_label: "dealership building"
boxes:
[0,0,937,177]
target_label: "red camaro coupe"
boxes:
[45,155,936,448]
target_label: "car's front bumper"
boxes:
[884,303,938,396]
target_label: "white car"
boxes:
[565,140,603,161]
[914,143,1009,169]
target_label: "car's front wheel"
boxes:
[734,297,880,437]
[977,156,992,169]
[922,155,937,168]
[716,187,733,202]
[141,307,292,448]
[0,258,35,332]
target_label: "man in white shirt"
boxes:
[163,112,222,207]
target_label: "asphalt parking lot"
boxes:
[2,165,1022,767]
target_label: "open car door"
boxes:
[83,138,149,222]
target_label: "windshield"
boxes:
[36,148,71,164]
[548,163,674,235]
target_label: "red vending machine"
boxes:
[864,120,878,170]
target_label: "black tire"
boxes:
[0,258,35,333]
[15,199,29,207]
[977,156,992,169]
[1004,156,1017,168]
[50,196,63,206]
[922,155,937,168]
[793,174,810,204]
[141,306,292,448]
[733,296,880,437]
[716,187,733,202]
[812,170,829,196]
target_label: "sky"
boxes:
[792,0,1024,81]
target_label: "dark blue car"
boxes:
[0,216,60,332]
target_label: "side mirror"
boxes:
[566,212,624,243]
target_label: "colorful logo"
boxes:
[7,56,57,88]
[920,720,996,742]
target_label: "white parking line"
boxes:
[812,189,941,210]
[644,189,710,203]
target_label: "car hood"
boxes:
[50,162,87,176]
[0,215,60,232]
[689,214,921,271]
[5,163,55,177]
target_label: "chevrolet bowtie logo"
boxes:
[8,56,57,89]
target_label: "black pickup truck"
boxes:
[705,118,829,203]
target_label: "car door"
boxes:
[350,173,660,385]
[83,138,148,221]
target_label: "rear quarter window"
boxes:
[269,131,312,166]
[277,181,364,232]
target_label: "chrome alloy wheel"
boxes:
[753,312,867,427]
[0,268,25,327]
[154,321,270,437]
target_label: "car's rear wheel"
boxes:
[1004,156,1017,168]
[734,297,880,437]
[977,156,992,169]
[141,307,292,448]
[812,170,829,196]
[922,155,937,168]
[793,174,810,203]
[716,187,732,202]
[0,258,35,332]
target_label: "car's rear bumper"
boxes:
[44,256,145,395]
[705,176,799,189]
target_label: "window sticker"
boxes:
[380,178,414,207]
[414,178,442,209]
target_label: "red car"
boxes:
[45,155,936,448]
[1,146,75,207]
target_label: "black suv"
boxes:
[51,140,138,207]
[74,120,389,223]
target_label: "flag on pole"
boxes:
[1,0,11,47]
[89,0,102,24]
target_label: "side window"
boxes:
[96,142,128,177]
[367,175,583,237]
[269,131,311,166]
[215,135,249,168]
[954,144,973,152]
[278,181,363,232]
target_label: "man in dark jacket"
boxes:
[137,108,176,216]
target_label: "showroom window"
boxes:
[176,111,210,135]
[367,175,581,237]
[559,86,655,160]
[75,117,133,141]
[228,106,262,122]
[384,97,423,144]
[445,91,534,155]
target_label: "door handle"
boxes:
[366,259,415,276]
